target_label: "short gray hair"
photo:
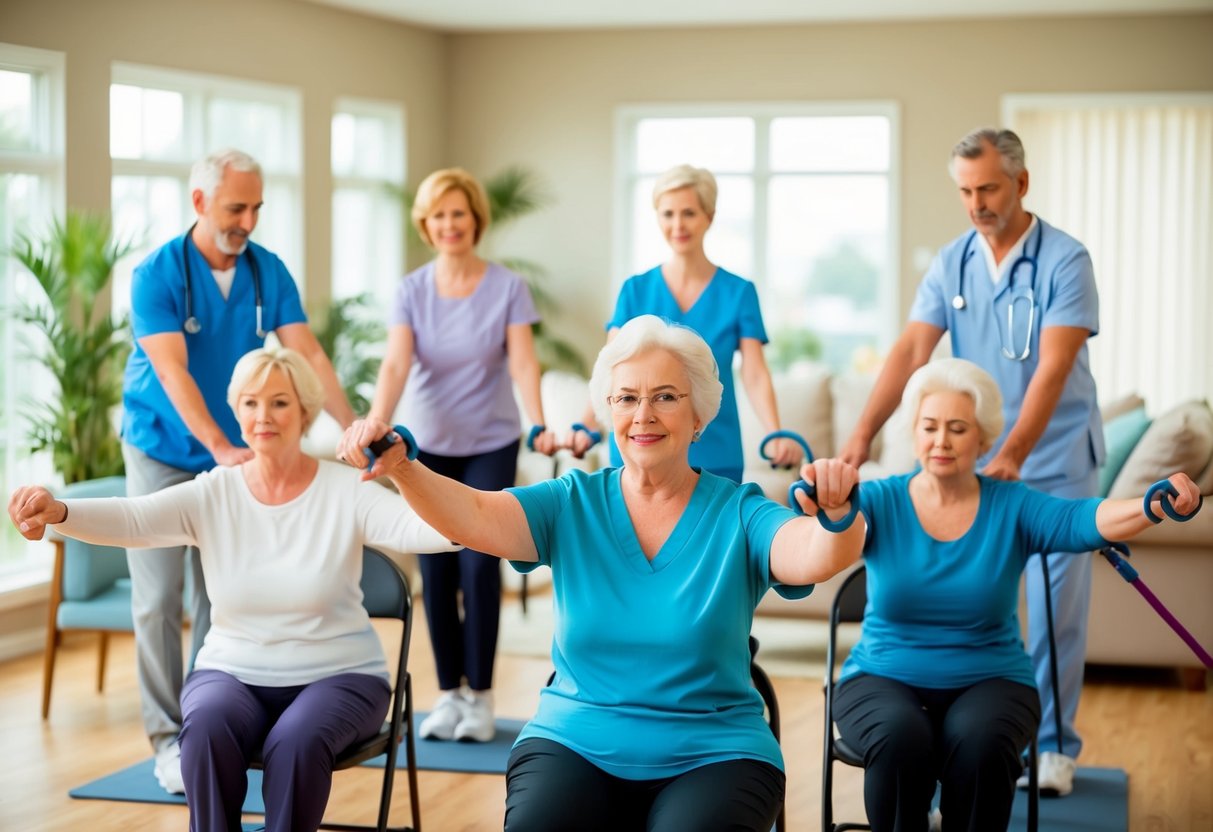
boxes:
[589,315,723,433]
[652,164,718,217]
[902,358,1005,452]
[948,128,1026,179]
[227,346,326,434]
[190,148,262,203]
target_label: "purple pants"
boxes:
[180,669,390,832]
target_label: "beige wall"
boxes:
[447,14,1213,364]
[0,0,449,302]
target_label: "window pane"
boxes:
[142,88,184,160]
[635,118,754,173]
[332,187,402,302]
[770,116,890,172]
[766,174,889,370]
[111,175,189,319]
[332,113,356,177]
[110,84,143,158]
[0,69,34,151]
[209,98,295,170]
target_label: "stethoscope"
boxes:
[952,220,1043,361]
[182,222,265,338]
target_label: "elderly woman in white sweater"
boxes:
[9,347,456,832]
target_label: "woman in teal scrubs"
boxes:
[338,315,866,831]
[569,164,799,481]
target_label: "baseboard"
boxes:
[0,625,45,663]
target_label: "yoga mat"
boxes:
[1010,766,1128,832]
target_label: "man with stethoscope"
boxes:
[840,128,1103,800]
[120,148,356,794]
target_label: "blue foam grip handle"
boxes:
[1144,479,1203,524]
[788,480,861,532]
[364,424,419,471]
[526,425,546,452]
[758,430,814,469]
[571,422,602,448]
[1099,542,1139,582]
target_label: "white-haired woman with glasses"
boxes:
[339,314,865,831]
[831,357,1200,832]
[10,347,456,832]
[567,164,800,478]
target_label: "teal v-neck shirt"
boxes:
[507,468,809,779]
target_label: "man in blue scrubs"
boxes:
[839,127,1103,798]
[121,148,356,793]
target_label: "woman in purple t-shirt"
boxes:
[369,168,557,743]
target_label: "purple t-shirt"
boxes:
[390,261,540,456]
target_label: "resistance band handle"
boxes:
[758,430,814,469]
[1143,479,1203,524]
[364,424,419,471]
[525,425,547,452]
[789,480,861,532]
[570,422,602,448]
[1098,541,1139,582]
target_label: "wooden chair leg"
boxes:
[97,632,109,692]
[42,540,66,720]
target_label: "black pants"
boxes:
[834,673,1040,832]
[416,440,519,691]
[504,738,785,831]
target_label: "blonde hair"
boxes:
[588,315,723,433]
[902,358,1005,452]
[227,347,326,434]
[411,168,492,247]
[651,164,718,218]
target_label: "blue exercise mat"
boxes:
[69,712,526,812]
[1010,766,1128,832]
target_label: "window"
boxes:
[616,104,899,372]
[331,98,405,304]
[0,43,64,584]
[1005,94,1213,412]
[109,63,304,320]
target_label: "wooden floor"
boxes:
[2,591,1211,831]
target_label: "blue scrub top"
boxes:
[121,232,308,473]
[507,467,809,779]
[606,266,768,481]
[909,217,1105,484]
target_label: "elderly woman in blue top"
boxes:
[339,314,865,831]
[567,164,800,477]
[833,357,1200,832]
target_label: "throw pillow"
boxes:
[1100,392,1146,425]
[1098,406,1152,496]
[1108,399,1213,499]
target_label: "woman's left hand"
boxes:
[8,485,67,541]
[795,458,860,518]
[1153,473,1202,517]
[530,428,559,457]
[764,437,803,469]
[337,418,400,476]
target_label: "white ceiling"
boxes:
[300,0,1213,32]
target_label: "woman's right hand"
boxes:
[336,417,397,476]
[794,458,860,519]
[8,486,67,541]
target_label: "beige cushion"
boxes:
[830,372,881,462]
[1108,399,1213,499]
[1101,392,1147,425]
[739,364,834,468]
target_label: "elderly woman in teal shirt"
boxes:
[338,314,864,831]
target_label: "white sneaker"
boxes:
[153,742,185,795]
[1020,751,1076,797]
[453,688,496,742]
[419,690,466,741]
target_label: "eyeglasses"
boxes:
[607,392,690,415]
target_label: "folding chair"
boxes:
[251,546,421,832]
[821,565,1039,832]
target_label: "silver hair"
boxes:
[227,346,326,435]
[948,128,1026,179]
[902,358,1005,452]
[189,148,262,203]
[651,164,718,217]
[589,315,723,435]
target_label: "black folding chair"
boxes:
[821,565,1039,832]
[250,546,422,832]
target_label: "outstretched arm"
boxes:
[1095,473,1202,541]
[768,459,866,586]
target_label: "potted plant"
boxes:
[8,212,132,484]
[309,292,385,415]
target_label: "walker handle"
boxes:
[365,424,419,471]
[1143,479,1203,524]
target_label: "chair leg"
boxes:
[405,674,422,832]
[1027,735,1039,832]
[96,632,109,692]
[41,623,58,720]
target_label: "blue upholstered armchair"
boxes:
[41,475,131,718]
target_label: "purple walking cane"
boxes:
[1098,479,1211,669]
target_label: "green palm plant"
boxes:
[8,212,133,484]
[309,292,385,414]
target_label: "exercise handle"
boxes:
[365,424,420,471]
[526,425,546,452]
[758,430,814,468]
[571,422,602,448]
[788,479,861,532]
[1143,479,1203,524]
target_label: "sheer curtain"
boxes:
[1006,95,1213,414]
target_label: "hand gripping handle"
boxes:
[364,424,419,471]
[1143,479,1203,524]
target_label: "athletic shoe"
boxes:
[1017,750,1076,797]
[153,742,186,795]
[453,688,496,742]
[419,690,467,741]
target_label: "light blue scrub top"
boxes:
[507,467,808,779]
[121,233,307,473]
[606,266,768,481]
[909,217,1105,484]
[841,473,1107,689]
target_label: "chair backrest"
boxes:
[825,565,867,682]
[51,476,129,601]
[360,546,411,621]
